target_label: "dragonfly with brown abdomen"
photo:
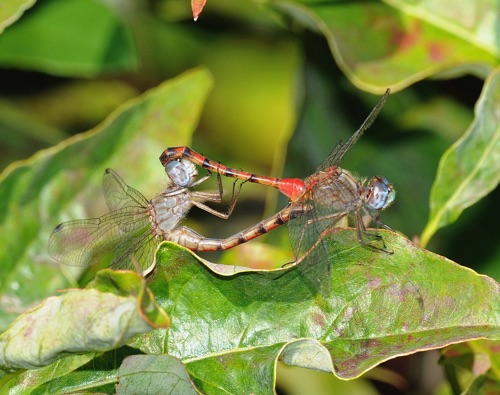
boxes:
[48,160,243,275]
[48,160,304,275]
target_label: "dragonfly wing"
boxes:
[317,89,390,171]
[287,180,353,294]
[287,202,332,294]
[48,207,150,268]
[110,229,159,272]
[48,218,103,267]
[103,169,149,212]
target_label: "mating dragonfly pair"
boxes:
[48,90,395,284]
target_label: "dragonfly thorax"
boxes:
[149,188,193,236]
[307,168,366,212]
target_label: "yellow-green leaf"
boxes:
[421,68,500,247]
[0,270,168,370]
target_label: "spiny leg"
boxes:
[355,210,392,253]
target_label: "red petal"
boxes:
[192,0,207,21]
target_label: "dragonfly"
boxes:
[159,89,395,289]
[48,160,246,275]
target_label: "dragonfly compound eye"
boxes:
[367,176,395,211]
[165,160,198,187]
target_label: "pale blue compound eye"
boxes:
[367,176,396,210]
[165,160,197,187]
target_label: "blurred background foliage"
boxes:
[0,0,498,393]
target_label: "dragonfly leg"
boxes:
[190,173,244,219]
[224,178,245,217]
[282,209,391,271]
[355,211,393,254]
[212,171,245,217]
[188,170,213,188]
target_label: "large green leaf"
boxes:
[421,68,500,247]
[125,230,498,393]
[0,0,137,76]
[0,68,212,331]
[0,270,169,370]
[270,0,497,92]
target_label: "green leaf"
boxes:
[0,0,36,33]
[117,355,198,395]
[0,68,212,331]
[0,0,137,76]
[0,270,167,370]
[270,1,497,92]
[421,68,500,247]
[440,340,500,394]
[14,80,140,134]
[384,0,500,58]
[91,270,170,330]
[126,230,500,393]
[0,354,100,395]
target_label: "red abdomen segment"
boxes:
[160,146,306,199]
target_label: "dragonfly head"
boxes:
[366,176,395,211]
[165,159,198,187]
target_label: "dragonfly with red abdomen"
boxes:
[159,89,395,288]
[160,149,307,202]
